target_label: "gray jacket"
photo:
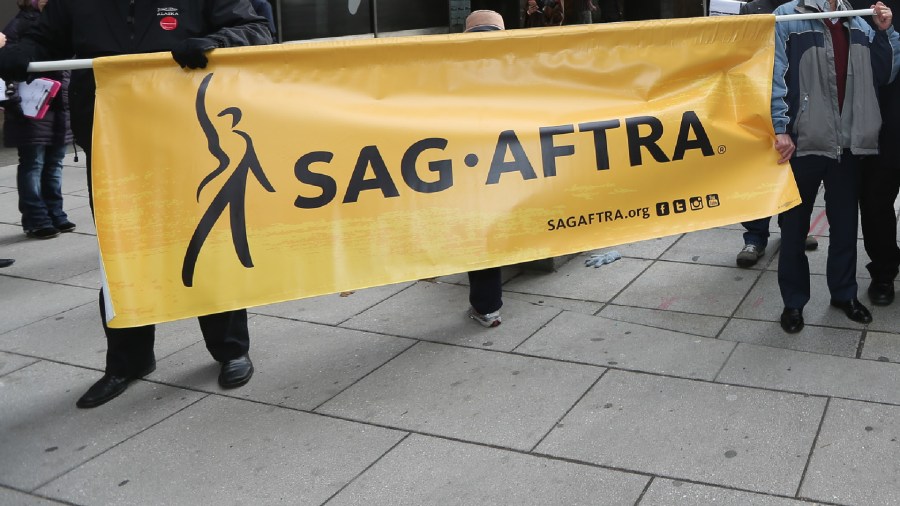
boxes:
[771,0,900,158]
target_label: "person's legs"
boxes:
[824,155,862,302]
[40,144,72,229]
[778,156,824,311]
[198,309,253,388]
[467,268,503,326]
[16,144,56,236]
[859,154,900,303]
[741,217,771,250]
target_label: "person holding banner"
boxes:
[735,0,820,269]
[0,0,272,408]
[852,0,900,306]
[771,0,900,333]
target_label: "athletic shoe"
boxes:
[736,243,764,268]
[467,307,501,328]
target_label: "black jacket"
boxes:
[2,8,72,148]
[739,0,791,14]
[13,0,272,151]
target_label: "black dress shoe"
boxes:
[26,227,60,239]
[76,362,156,409]
[0,258,13,268]
[868,281,895,306]
[219,354,253,388]
[780,308,804,333]
[830,298,873,324]
[55,221,77,233]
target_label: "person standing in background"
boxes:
[3,0,74,240]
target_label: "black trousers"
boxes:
[859,154,900,283]
[467,268,503,315]
[778,154,860,309]
[73,90,250,377]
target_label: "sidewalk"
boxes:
[1,147,899,506]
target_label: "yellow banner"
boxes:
[92,15,797,328]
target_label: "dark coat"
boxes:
[740,0,791,14]
[13,0,272,153]
[2,8,72,148]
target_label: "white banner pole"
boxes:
[776,8,875,21]
[26,58,93,72]
[17,9,879,72]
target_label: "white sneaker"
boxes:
[467,307,501,328]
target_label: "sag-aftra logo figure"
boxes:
[181,73,276,287]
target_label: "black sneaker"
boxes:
[55,221,76,233]
[26,227,60,239]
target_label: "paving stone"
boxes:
[328,434,649,506]
[342,281,560,352]
[503,291,603,316]
[0,361,203,491]
[588,234,681,260]
[57,268,101,290]
[719,318,861,357]
[718,344,900,404]
[0,351,38,376]
[151,316,415,410]
[0,303,204,371]
[0,487,66,506]
[860,331,900,363]
[612,261,757,317]
[37,396,406,506]
[599,304,728,337]
[58,203,96,237]
[768,236,870,280]
[251,281,415,326]
[862,297,900,333]
[0,277,96,335]
[642,478,815,505]
[800,399,900,505]
[536,370,825,495]
[663,228,771,269]
[504,256,653,303]
[516,311,734,380]
[736,271,872,329]
[0,223,99,283]
[317,342,602,451]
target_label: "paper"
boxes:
[709,0,745,15]
[17,78,59,118]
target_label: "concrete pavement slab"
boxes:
[0,303,204,371]
[56,268,101,289]
[611,261,758,317]
[151,316,415,410]
[718,318,861,357]
[662,228,771,270]
[36,396,406,506]
[0,277,96,335]
[503,291,603,315]
[718,344,900,404]
[536,370,825,495]
[0,487,66,506]
[642,478,817,505]
[317,342,602,451]
[588,234,681,259]
[861,296,900,333]
[860,331,900,363]
[599,304,728,337]
[504,256,652,303]
[516,311,734,380]
[0,351,38,376]
[342,281,561,352]
[328,434,649,506]
[0,361,204,491]
[0,224,99,283]
[799,399,900,505]
[736,271,871,329]
[251,281,415,325]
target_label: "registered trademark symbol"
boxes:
[717,145,727,154]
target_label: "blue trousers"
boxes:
[468,268,502,314]
[778,154,860,309]
[742,217,771,249]
[17,144,68,232]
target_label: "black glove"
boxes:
[0,47,32,83]
[171,38,218,69]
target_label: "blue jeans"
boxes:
[741,217,771,250]
[17,144,68,232]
